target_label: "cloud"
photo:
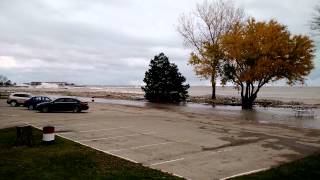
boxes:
[0,0,319,86]
[0,56,17,68]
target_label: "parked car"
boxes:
[36,98,89,113]
[24,96,52,110]
[7,92,32,107]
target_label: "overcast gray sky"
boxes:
[0,0,319,86]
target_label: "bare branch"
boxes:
[311,5,320,31]
[177,0,245,54]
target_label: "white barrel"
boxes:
[43,133,55,141]
[42,126,55,143]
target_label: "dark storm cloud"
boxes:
[0,0,319,85]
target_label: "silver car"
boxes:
[7,92,32,107]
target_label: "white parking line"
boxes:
[149,147,233,167]
[220,167,270,180]
[78,132,156,142]
[26,123,140,163]
[108,142,174,152]
[56,126,132,134]
[0,114,19,117]
[26,123,189,179]
[150,158,185,166]
[78,126,132,133]
[57,123,96,127]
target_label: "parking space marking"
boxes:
[78,132,156,142]
[220,167,270,180]
[149,147,234,167]
[27,123,140,163]
[108,142,174,152]
[150,158,185,166]
[56,126,132,134]
[78,126,132,133]
[55,123,97,127]
[0,114,19,117]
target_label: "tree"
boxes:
[142,53,190,103]
[0,75,8,86]
[311,6,320,32]
[220,18,315,109]
[177,0,244,99]
[5,80,12,86]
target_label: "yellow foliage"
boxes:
[220,18,315,86]
[188,42,224,79]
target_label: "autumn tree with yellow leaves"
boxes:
[219,19,315,109]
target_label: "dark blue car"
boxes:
[24,96,52,110]
[36,98,89,113]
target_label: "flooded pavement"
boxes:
[2,99,320,180]
[71,97,320,130]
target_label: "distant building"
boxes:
[30,82,42,86]
[29,81,72,87]
[45,82,68,86]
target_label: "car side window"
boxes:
[55,98,65,102]
[65,98,78,103]
[45,97,51,101]
[14,94,30,97]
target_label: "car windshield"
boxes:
[44,97,51,101]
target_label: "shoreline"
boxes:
[1,87,319,109]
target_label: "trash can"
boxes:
[42,126,55,144]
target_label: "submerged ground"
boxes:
[1,99,320,179]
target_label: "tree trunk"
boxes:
[15,126,33,146]
[241,83,257,110]
[211,76,216,100]
[241,93,257,109]
[241,97,253,109]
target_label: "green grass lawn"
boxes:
[0,127,183,180]
[232,152,320,180]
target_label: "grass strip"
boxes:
[0,127,183,180]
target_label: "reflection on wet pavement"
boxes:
[52,95,320,130]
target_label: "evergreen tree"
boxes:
[142,53,190,103]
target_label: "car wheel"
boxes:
[10,101,17,107]
[41,107,49,113]
[28,105,34,110]
[73,106,81,113]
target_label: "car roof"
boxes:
[12,92,32,95]
[54,97,79,100]
[31,96,51,98]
